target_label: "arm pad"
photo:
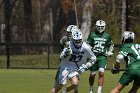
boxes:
[116,54,124,63]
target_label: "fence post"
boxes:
[4,0,11,69]
[6,44,10,68]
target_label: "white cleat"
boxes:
[89,89,93,93]
[97,91,102,93]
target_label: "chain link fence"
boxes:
[0,43,127,70]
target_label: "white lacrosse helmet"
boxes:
[121,31,135,44]
[66,25,78,39]
[96,20,106,33]
[72,29,83,48]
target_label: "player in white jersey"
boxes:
[49,30,96,93]
[60,25,80,93]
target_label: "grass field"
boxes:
[0,69,139,93]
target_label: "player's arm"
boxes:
[108,43,114,52]
[78,44,96,74]
[60,47,72,60]
[60,36,68,49]
[78,57,96,74]
[111,54,124,74]
[107,36,114,56]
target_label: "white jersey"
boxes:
[60,41,96,70]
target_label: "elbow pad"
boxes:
[116,54,124,63]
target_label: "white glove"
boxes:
[60,48,72,59]
[64,48,72,56]
[107,51,113,56]
[62,48,72,58]
[78,64,88,74]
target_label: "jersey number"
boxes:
[131,44,140,59]
[94,41,105,52]
[69,55,83,62]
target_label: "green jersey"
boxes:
[87,31,113,56]
[119,43,140,67]
[118,43,140,86]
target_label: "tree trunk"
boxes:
[23,0,34,42]
[80,0,93,41]
[121,0,126,34]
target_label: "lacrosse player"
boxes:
[49,30,96,93]
[60,25,80,93]
[60,25,79,49]
[110,31,140,93]
[87,20,114,93]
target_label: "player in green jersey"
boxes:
[111,31,140,93]
[87,20,114,93]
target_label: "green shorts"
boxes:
[119,68,140,86]
[90,56,107,71]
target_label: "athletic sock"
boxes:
[90,86,93,90]
[89,86,93,93]
[74,85,78,93]
[97,86,102,93]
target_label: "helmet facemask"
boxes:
[96,20,106,33]
[73,39,82,48]
[96,26,105,33]
[121,31,135,44]
[72,30,83,48]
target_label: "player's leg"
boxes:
[61,75,79,93]
[61,71,79,93]
[97,56,106,93]
[111,69,134,93]
[89,72,96,93]
[67,76,79,92]
[74,83,79,93]
[128,85,139,93]
[50,82,63,93]
[128,79,140,93]
[97,68,105,93]
[128,68,140,93]
[50,67,69,93]
[89,63,98,93]
[73,74,79,93]
[110,83,125,93]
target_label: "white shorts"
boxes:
[55,66,79,85]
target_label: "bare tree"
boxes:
[23,0,34,42]
[121,0,126,34]
[80,0,93,41]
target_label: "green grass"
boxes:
[0,69,139,93]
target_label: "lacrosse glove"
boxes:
[111,67,120,74]
[78,64,88,74]
[62,48,72,58]
[107,51,113,57]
